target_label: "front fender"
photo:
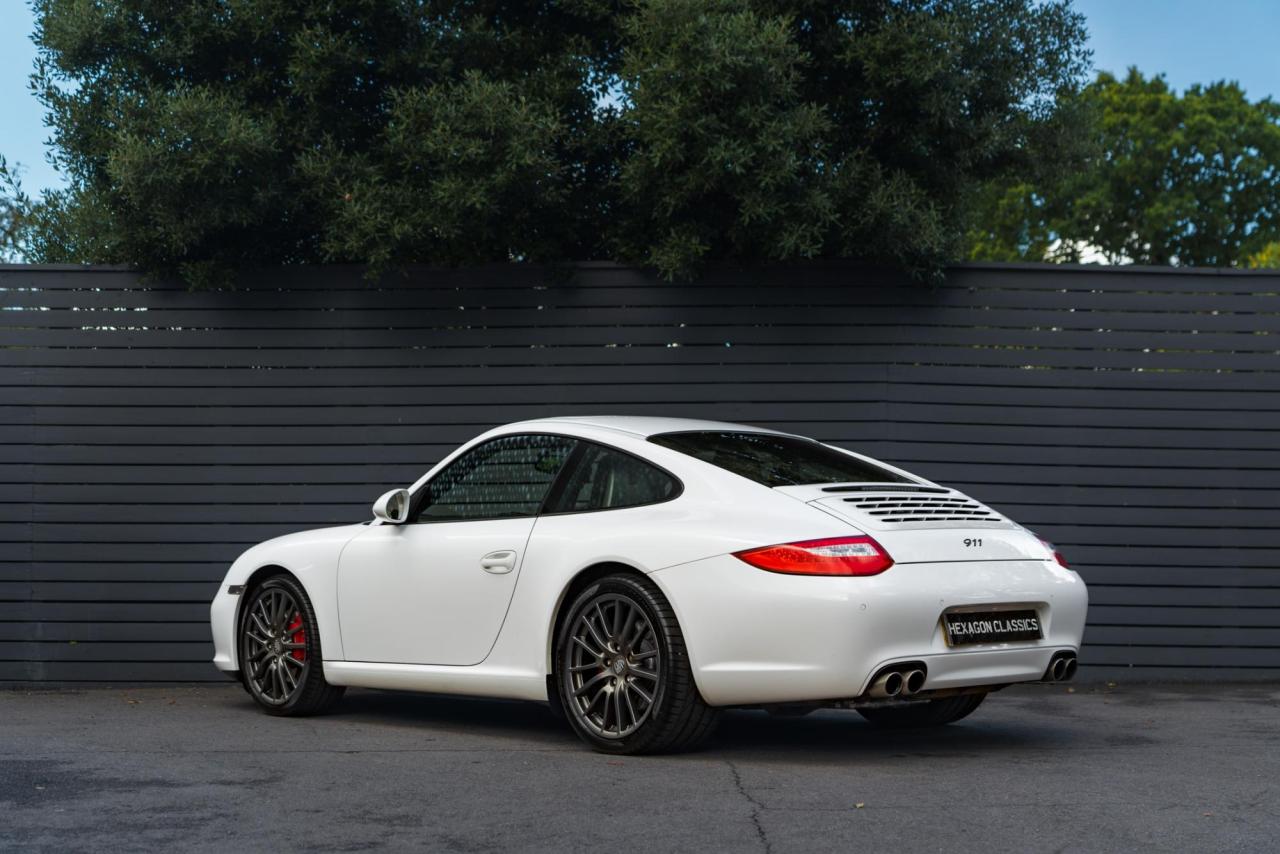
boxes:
[210,524,366,673]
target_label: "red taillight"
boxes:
[734,536,894,577]
[1037,537,1070,568]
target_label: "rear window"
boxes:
[648,431,911,488]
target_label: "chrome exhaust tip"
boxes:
[869,670,904,699]
[1043,653,1078,683]
[901,669,926,696]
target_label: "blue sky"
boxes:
[2,0,1279,197]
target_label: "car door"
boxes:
[337,433,577,665]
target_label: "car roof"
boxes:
[505,415,790,439]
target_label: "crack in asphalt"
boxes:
[726,760,772,853]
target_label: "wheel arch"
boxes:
[546,561,647,675]
[543,561,698,707]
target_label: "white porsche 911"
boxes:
[211,416,1087,753]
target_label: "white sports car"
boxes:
[211,416,1087,753]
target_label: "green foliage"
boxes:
[23,0,1090,284]
[972,69,1280,266]
[1247,242,1280,269]
[0,197,19,264]
[615,0,834,278]
[965,182,1056,262]
[303,73,570,269]
[0,159,31,262]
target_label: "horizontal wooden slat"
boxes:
[18,504,360,524]
[1086,585,1280,608]
[1071,566,1279,587]
[1086,605,1280,626]
[0,602,214,621]
[0,641,213,661]
[0,581,220,601]
[5,381,1280,412]
[25,483,385,503]
[1084,625,1280,646]
[0,621,211,642]
[0,463,426,484]
[1030,545,1280,568]
[0,661,229,681]
[963,483,1280,508]
[1080,645,1280,667]
[1076,665,1280,680]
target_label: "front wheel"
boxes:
[856,693,986,728]
[239,575,344,716]
[554,574,719,754]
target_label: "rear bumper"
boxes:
[651,554,1087,706]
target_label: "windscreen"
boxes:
[649,431,911,487]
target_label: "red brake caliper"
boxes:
[287,613,306,661]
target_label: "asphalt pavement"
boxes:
[1,681,1277,852]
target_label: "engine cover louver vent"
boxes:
[841,493,997,524]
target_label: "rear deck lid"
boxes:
[776,483,1049,564]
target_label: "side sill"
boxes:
[323,660,548,702]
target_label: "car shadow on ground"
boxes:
[324,688,1075,762]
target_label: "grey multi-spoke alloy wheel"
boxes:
[565,593,661,738]
[555,573,719,754]
[239,575,344,716]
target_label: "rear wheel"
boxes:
[856,693,986,728]
[239,575,344,716]
[554,574,719,754]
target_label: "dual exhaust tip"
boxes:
[1043,652,1078,683]
[868,665,927,699]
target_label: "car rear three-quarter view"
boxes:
[210,416,1088,754]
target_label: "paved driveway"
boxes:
[1,683,1276,852]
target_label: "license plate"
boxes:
[943,609,1042,646]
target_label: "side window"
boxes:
[416,434,576,523]
[548,443,680,513]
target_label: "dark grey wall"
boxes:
[3,262,1277,682]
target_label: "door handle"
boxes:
[480,550,518,574]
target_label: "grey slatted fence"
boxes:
[2,262,1277,682]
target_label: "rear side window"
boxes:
[546,443,681,513]
[648,431,910,488]
[416,434,576,522]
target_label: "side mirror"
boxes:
[372,488,411,525]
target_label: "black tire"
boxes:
[554,573,719,754]
[239,574,345,716]
[856,693,986,728]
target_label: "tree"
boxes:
[24,0,1090,284]
[970,70,1280,266]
